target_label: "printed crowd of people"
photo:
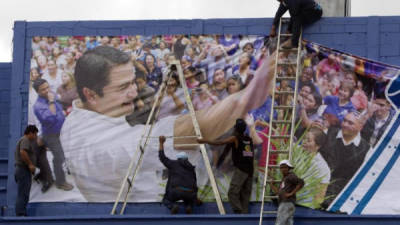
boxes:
[265,44,394,209]
[27,34,394,215]
[29,34,270,127]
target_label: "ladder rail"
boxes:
[259,18,303,225]
[259,17,284,225]
[174,60,226,215]
[288,30,303,162]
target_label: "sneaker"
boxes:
[56,182,74,191]
[170,205,179,214]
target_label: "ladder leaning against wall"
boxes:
[258,17,303,225]
[110,60,226,215]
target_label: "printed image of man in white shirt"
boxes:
[60,45,275,202]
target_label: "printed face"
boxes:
[37,82,50,98]
[300,86,312,98]
[302,132,318,153]
[159,42,166,49]
[243,44,254,54]
[341,113,362,136]
[213,69,225,83]
[145,55,155,66]
[53,47,61,57]
[37,55,47,68]
[344,73,356,87]
[167,77,178,92]
[374,98,391,118]
[30,69,40,81]
[227,79,240,94]
[239,54,250,66]
[199,83,208,92]
[301,68,313,82]
[303,93,317,110]
[62,73,70,85]
[338,86,351,101]
[48,60,57,74]
[93,62,137,117]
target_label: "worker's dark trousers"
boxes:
[291,5,323,47]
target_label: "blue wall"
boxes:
[2,16,400,217]
[0,63,11,210]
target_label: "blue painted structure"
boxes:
[0,16,399,223]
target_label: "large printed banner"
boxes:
[27,35,400,214]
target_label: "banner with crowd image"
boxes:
[27,34,400,214]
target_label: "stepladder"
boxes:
[111,60,226,215]
[259,17,303,225]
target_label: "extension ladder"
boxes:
[259,17,303,225]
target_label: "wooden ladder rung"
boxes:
[274,106,294,109]
[272,120,292,124]
[276,76,296,80]
[271,135,291,139]
[275,91,295,95]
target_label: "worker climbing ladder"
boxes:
[110,60,226,215]
[259,17,303,225]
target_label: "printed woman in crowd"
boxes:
[56,71,78,114]
[218,34,240,56]
[152,41,170,64]
[296,91,324,136]
[226,75,244,95]
[210,68,228,100]
[316,53,340,80]
[344,71,368,112]
[301,127,330,208]
[183,67,200,90]
[231,52,254,88]
[194,44,230,83]
[144,54,163,91]
[192,82,219,111]
[322,82,356,127]
[157,74,185,120]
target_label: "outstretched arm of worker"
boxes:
[174,54,275,143]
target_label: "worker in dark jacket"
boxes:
[159,136,198,214]
[270,0,323,48]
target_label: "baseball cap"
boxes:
[279,159,294,168]
[176,152,188,159]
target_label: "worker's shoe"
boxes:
[185,206,193,214]
[170,205,179,214]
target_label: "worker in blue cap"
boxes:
[158,135,198,214]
